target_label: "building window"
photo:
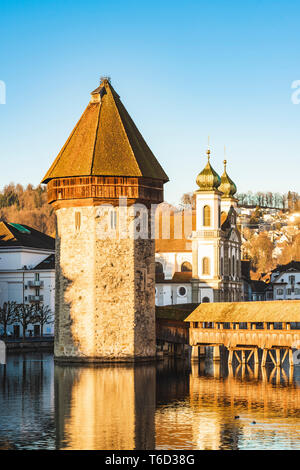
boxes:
[75,211,81,231]
[178,286,187,297]
[289,275,295,284]
[203,205,211,226]
[287,289,292,295]
[181,261,192,272]
[295,288,300,295]
[35,273,40,281]
[277,288,284,295]
[202,297,210,303]
[220,257,224,276]
[232,255,235,277]
[202,257,210,275]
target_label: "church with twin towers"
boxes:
[155,146,243,306]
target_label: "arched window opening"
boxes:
[202,257,210,276]
[181,261,192,272]
[155,262,164,274]
[232,255,235,277]
[203,205,211,227]
[202,297,210,303]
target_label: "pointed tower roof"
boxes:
[196,148,221,191]
[42,78,169,183]
[218,160,237,197]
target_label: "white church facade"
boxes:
[155,149,243,306]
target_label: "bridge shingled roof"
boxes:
[185,300,300,323]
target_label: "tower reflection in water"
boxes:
[54,364,156,450]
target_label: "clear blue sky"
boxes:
[1,0,300,205]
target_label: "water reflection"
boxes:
[55,364,156,450]
[0,353,55,449]
[0,353,299,450]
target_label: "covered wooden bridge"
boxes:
[185,300,300,367]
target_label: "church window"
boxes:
[203,205,211,226]
[202,257,210,275]
[181,261,192,272]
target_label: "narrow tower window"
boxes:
[203,205,211,226]
[110,209,117,230]
[202,257,210,275]
[75,211,81,231]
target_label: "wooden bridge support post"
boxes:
[262,349,268,367]
[191,345,199,360]
[254,349,259,365]
[213,345,221,362]
[241,350,246,365]
[275,349,281,367]
[289,349,294,368]
[228,349,233,365]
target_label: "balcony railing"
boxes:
[28,295,44,302]
[27,281,44,288]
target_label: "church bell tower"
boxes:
[42,78,169,362]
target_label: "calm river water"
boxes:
[0,352,299,450]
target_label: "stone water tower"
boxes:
[42,78,169,362]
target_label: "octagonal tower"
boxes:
[42,78,168,362]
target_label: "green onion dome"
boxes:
[218,160,237,197]
[196,149,221,191]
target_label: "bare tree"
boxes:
[0,301,17,337]
[14,304,36,339]
[34,305,53,337]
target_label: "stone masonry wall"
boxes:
[54,205,156,361]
